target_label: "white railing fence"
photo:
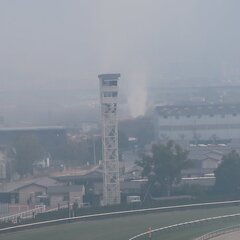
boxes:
[0,200,240,235]
[45,203,71,213]
[128,213,240,240]
[0,205,45,224]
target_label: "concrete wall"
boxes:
[69,191,84,203]
[18,185,46,205]
[49,195,67,208]
[49,189,85,208]
[202,159,220,169]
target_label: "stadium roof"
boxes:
[0,126,66,132]
[155,103,240,117]
[98,73,120,80]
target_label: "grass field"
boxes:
[2,205,240,240]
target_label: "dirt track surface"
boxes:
[211,230,240,240]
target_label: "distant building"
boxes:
[155,103,240,143]
[47,185,85,208]
[52,166,102,206]
[0,126,67,152]
[0,146,15,181]
[182,144,236,177]
[0,177,60,206]
[0,153,7,180]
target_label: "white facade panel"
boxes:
[155,104,240,142]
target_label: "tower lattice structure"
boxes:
[98,73,121,206]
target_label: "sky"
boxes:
[1,0,240,118]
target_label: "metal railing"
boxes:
[0,200,240,234]
[128,213,240,240]
[44,203,71,213]
[0,205,45,224]
[44,202,90,213]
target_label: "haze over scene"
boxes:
[0,0,240,118]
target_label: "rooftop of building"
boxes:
[0,177,60,193]
[0,126,66,132]
[51,166,103,182]
[98,73,120,80]
[47,185,84,194]
[155,103,240,117]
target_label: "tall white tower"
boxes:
[98,73,121,206]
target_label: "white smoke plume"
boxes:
[127,72,148,118]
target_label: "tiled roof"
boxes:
[47,185,84,194]
[0,177,59,192]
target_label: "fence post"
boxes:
[148,227,152,239]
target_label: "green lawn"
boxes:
[2,205,240,240]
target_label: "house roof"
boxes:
[205,152,223,161]
[13,183,47,192]
[201,157,221,162]
[181,168,214,176]
[188,145,231,162]
[180,177,215,187]
[0,177,60,193]
[47,185,84,194]
[53,169,103,182]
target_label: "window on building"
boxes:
[103,92,118,97]
[112,92,117,97]
[63,194,69,201]
[35,192,43,197]
[103,92,111,97]
[102,80,117,86]
[0,163,6,179]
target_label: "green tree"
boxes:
[14,134,44,176]
[214,150,240,194]
[53,137,102,167]
[118,130,129,151]
[138,141,189,197]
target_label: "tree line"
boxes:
[13,132,240,198]
[137,141,240,198]
[12,131,129,176]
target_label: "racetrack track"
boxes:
[211,230,240,240]
[2,205,240,240]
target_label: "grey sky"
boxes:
[1,0,240,93]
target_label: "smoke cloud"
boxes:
[1,0,240,124]
[127,72,148,118]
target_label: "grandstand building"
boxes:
[155,104,240,143]
[0,126,67,151]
